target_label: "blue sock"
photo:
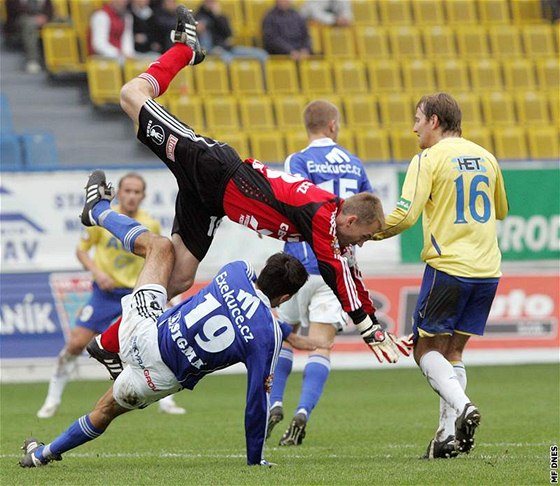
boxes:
[270,347,294,407]
[297,354,331,419]
[92,200,148,252]
[36,414,104,462]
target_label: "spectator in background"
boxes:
[541,0,560,22]
[300,0,353,27]
[4,0,54,74]
[130,0,162,54]
[154,0,179,52]
[262,0,311,60]
[89,0,136,62]
[195,0,268,65]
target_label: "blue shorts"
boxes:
[75,283,132,334]
[413,265,499,340]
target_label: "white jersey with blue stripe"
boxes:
[156,260,289,465]
[283,138,374,274]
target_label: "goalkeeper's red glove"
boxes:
[389,333,414,357]
[355,315,399,364]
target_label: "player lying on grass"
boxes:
[19,171,327,468]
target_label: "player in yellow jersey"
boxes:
[37,173,186,417]
[372,93,509,459]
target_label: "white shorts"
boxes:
[277,274,349,331]
[113,284,182,410]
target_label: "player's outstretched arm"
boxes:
[120,78,153,123]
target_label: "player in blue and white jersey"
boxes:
[19,171,325,469]
[267,100,375,446]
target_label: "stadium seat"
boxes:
[230,59,265,96]
[0,94,14,134]
[351,0,380,26]
[285,131,309,155]
[212,131,250,156]
[20,131,59,168]
[549,91,560,128]
[489,25,523,59]
[322,27,357,59]
[401,60,436,98]
[422,26,457,60]
[168,96,205,131]
[464,127,493,151]
[478,0,510,24]
[51,0,70,20]
[354,129,391,162]
[444,0,478,25]
[333,60,368,94]
[307,23,323,55]
[167,68,196,97]
[527,127,560,159]
[41,23,83,74]
[514,91,550,127]
[336,130,355,154]
[469,59,503,92]
[522,25,556,58]
[0,134,24,170]
[123,58,152,82]
[390,130,419,162]
[355,26,390,59]
[379,0,413,25]
[273,95,307,130]
[456,26,490,60]
[204,96,240,132]
[511,0,548,24]
[366,59,403,93]
[265,57,299,94]
[502,59,537,91]
[243,0,273,45]
[194,59,230,96]
[299,59,334,95]
[454,93,483,131]
[342,95,379,129]
[481,92,516,127]
[412,0,445,25]
[249,131,286,164]
[86,57,123,106]
[219,0,245,41]
[388,26,423,59]
[239,96,275,130]
[69,0,103,61]
[492,128,529,160]
[435,59,470,93]
[535,58,560,91]
[378,93,414,129]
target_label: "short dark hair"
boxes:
[257,253,308,301]
[416,92,462,135]
[341,192,385,226]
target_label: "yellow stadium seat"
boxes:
[464,127,493,151]
[412,0,445,25]
[86,57,123,106]
[354,129,391,162]
[167,67,196,97]
[123,58,152,82]
[489,25,523,59]
[352,0,380,26]
[549,91,560,127]
[522,24,556,58]
[273,95,307,129]
[527,127,560,159]
[493,128,529,160]
[308,23,323,55]
[168,96,205,131]
[42,23,83,74]
[69,0,103,60]
[265,57,299,94]
[422,26,457,60]
[355,26,390,59]
[456,26,490,60]
[194,59,230,95]
[212,131,250,156]
[379,94,414,129]
[243,0,273,44]
[401,60,436,98]
[230,59,265,96]
[239,96,275,130]
[478,0,510,24]
[444,0,478,25]
[454,93,483,131]
[515,91,551,126]
[342,95,379,129]
[285,131,309,155]
[204,96,240,132]
[219,0,245,40]
[535,58,560,91]
[379,0,412,25]
[366,59,403,93]
[333,60,368,94]
[299,59,334,95]
[511,0,548,24]
[388,26,423,59]
[51,0,69,19]
[481,92,516,127]
[249,131,286,164]
[322,27,357,59]
[390,130,419,161]
[435,59,470,93]
[337,130,356,154]
[502,59,536,91]
[469,59,503,92]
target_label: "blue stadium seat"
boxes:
[20,131,60,168]
[0,133,24,170]
[1,94,14,134]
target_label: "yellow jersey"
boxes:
[373,137,509,278]
[78,206,161,288]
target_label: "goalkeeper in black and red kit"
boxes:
[89,5,412,368]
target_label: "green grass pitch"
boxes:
[1,364,558,485]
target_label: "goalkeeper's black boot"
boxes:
[279,412,307,446]
[19,438,61,468]
[86,335,123,380]
[80,170,115,227]
[171,5,206,65]
[266,404,284,439]
[455,403,481,453]
[423,435,460,459]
